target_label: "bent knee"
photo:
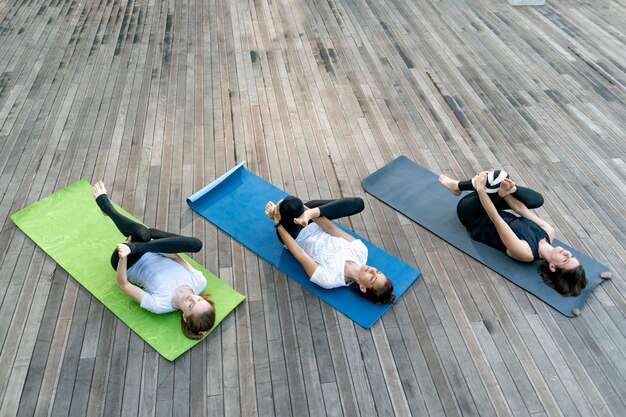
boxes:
[110,251,120,270]
[127,224,151,242]
[531,194,544,209]
[456,202,471,225]
[352,197,365,213]
[190,237,203,252]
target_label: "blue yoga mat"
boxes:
[362,156,608,317]
[187,162,421,328]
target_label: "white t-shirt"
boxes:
[126,252,207,314]
[295,223,368,289]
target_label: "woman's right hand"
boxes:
[117,236,132,258]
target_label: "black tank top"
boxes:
[502,213,549,260]
[467,211,549,260]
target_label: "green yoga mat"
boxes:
[11,179,245,361]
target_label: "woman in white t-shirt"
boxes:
[265,196,395,304]
[92,181,215,339]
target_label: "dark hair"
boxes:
[361,278,395,304]
[538,262,587,296]
[181,294,216,339]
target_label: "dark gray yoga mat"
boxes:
[362,156,608,317]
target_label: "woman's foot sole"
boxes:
[92,181,109,216]
[92,181,107,198]
[438,174,461,196]
[265,201,276,219]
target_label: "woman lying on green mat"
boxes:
[264,196,395,304]
[439,170,587,296]
[92,181,214,339]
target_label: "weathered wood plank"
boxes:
[1,0,625,416]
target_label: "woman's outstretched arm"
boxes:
[159,253,200,273]
[115,237,146,303]
[503,194,555,241]
[312,216,355,242]
[475,174,534,262]
[267,202,319,277]
[275,224,319,277]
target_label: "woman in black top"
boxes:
[439,170,587,296]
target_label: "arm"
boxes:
[276,224,319,277]
[474,176,534,262]
[267,200,319,277]
[159,252,199,273]
[312,216,355,242]
[115,250,146,303]
[503,194,555,241]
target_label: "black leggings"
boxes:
[96,194,202,270]
[276,196,365,243]
[456,179,544,227]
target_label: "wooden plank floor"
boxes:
[0,0,624,415]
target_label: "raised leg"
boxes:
[110,233,202,270]
[456,179,544,210]
[456,192,488,227]
[127,235,202,255]
[304,197,365,220]
[94,182,203,269]
[93,182,151,242]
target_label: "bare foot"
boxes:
[92,181,107,199]
[265,201,276,219]
[498,178,517,197]
[294,209,313,227]
[438,174,461,196]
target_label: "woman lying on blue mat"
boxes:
[92,181,214,339]
[439,171,587,296]
[264,196,395,304]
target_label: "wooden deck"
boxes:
[0,0,625,415]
